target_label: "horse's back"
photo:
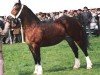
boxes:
[38,15,82,47]
[39,21,66,47]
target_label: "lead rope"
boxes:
[18,18,25,43]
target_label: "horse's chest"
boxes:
[24,30,33,44]
[24,27,42,44]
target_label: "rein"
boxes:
[10,5,24,19]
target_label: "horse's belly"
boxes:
[40,36,64,47]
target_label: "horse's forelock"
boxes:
[14,3,21,6]
[12,3,22,12]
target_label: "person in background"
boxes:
[96,8,100,36]
[82,7,92,36]
[73,10,78,19]
[90,9,99,36]
[67,10,74,17]
[63,10,68,16]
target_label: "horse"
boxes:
[4,0,92,75]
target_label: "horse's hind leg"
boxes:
[75,40,92,69]
[65,36,80,69]
[28,44,42,75]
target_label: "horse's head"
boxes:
[10,0,40,24]
[7,0,40,29]
[6,0,23,28]
[11,0,23,18]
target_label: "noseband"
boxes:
[10,4,24,19]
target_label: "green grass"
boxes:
[2,37,100,75]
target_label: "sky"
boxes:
[0,0,100,16]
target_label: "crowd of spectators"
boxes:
[0,7,100,44]
[36,7,100,36]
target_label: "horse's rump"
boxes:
[58,16,88,48]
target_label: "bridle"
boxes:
[5,4,24,30]
[6,4,24,28]
[10,4,24,19]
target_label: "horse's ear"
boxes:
[18,0,21,4]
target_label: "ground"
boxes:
[3,36,100,75]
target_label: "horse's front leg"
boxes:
[29,44,43,75]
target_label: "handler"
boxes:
[0,35,4,75]
[0,17,4,75]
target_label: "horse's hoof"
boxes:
[34,73,42,75]
[73,63,80,69]
[34,72,42,75]
[34,71,37,74]
[34,72,37,75]
[34,64,43,75]
[73,58,80,69]
[73,66,80,69]
[73,67,79,69]
[87,65,92,69]
[87,63,92,69]
[37,74,42,75]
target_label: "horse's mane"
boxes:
[23,5,40,23]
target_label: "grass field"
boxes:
[2,37,100,75]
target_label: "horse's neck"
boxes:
[23,15,40,26]
[22,6,40,26]
[31,13,40,23]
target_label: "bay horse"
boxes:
[4,0,92,75]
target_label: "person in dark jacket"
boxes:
[82,7,92,36]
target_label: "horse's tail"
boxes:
[72,21,89,50]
